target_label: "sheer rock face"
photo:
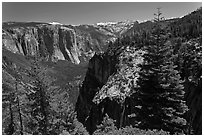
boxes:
[75,47,145,134]
[75,44,202,134]
[184,79,202,134]
[75,53,118,134]
[2,23,112,64]
[2,20,137,64]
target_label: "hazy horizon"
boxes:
[2,2,202,25]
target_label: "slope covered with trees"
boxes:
[76,7,202,135]
[2,7,202,135]
[2,51,88,134]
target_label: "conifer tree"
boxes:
[27,59,50,135]
[136,8,188,134]
[2,60,25,135]
[2,83,15,135]
[15,79,23,135]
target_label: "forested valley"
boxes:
[2,7,202,135]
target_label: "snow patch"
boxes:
[49,22,63,25]
[97,22,117,26]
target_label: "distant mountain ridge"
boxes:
[2,7,201,64]
[94,20,137,36]
[2,7,202,135]
[75,7,202,134]
[2,20,137,64]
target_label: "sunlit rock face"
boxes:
[2,21,136,64]
[75,46,145,134]
[2,24,106,64]
[75,52,117,134]
[76,38,202,134]
[3,24,82,64]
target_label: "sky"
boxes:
[2,2,202,25]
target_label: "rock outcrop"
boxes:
[184,79,202,134]
[2,20,137,64]
[75,46,145,134]
[75,52,117,133]
[2,23,111,64]
[76,44,202,134]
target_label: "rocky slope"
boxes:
[2,20,136,64]
[3,23,99,64]
[2,48,89,134]
[184,78,202,134]
[95,20,137,36]
[76,39,202,135]
[2,8,202,135]
[75,8,202,134]
[76,45,145,134]
[75,51,117,133]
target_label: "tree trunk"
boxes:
[8,102,15,135]
[17,96,23,135]
[39,87,48,135]
[119,103,125,128]
[16,81,23,135]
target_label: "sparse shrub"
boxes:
[93,114,117,135]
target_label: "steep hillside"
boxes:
[2,49,89,134]
[76,8,202,135]
[95,20,137,36]
[76,45,145,133]
[2,20,136,64]
[2,7,202,135]
[2,8,201,64]
[123,7,201,40]
[170,7,202,39]
[2,23,104,64]
[2,48,87,105]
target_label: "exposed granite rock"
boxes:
[2,23,116,64]
[76,44,202,134]
[75,52,117,133]
[184,78,202,134]
[75,46,145,134]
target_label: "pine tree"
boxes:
[2,83,15,135]
[136,8,188,134]
[26,59,50,135]
[15,79,23,135]
[2,60,25,135]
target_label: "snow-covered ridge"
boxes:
[49,22,63,25]
[92,20,136,35]
[96,22,117,26]
[96,20,135,26]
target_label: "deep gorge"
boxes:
[2,7,202,135]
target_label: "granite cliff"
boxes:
[2,8,202,135]
[75,9,202,134]
[3,23,102,64]
[2,20,135,64]
[76,42,202,134]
